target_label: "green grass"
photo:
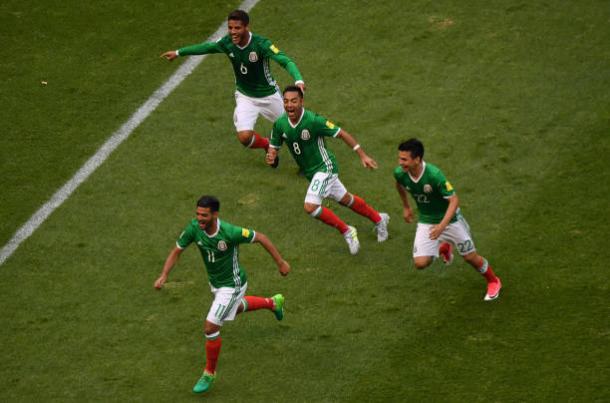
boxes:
[1,0,609,401]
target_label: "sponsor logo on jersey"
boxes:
[325,121,335,129]
[249,51,258,62]
[445,181,454,192]
[229,52,234,58]
[197,241,203,246]
[242,228,251,238]
[282,133,288,139]
[270,44,280,54]
[300,129,311,140]
[423,184,433,193]
[217,240,228,251]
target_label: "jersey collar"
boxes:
[203,218,221,238]
[408,161,426,183]
[236,32,253,50]
[288,108,305,128]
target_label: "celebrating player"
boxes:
[266,86,389,255]
[161,10,305,166]
[154,195,290,394]
[393,138,502,301]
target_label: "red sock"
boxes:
[315,207,349,234]
[243,295,273,311]
[349,195,381,223]
[476,257,497,282]
[248,132,269,150]
[204,337,222,374]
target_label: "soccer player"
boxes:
[154,195,290,394]
[161,9,305,166]
[393,138,502,301]
[265,85,389,255]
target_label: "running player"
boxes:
[154,195,290,394]
[393,138,502,301]
[266,85,389,255]
[161,10,305,166]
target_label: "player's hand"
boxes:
[403,207,414,223]
[296,82,306,93]
[429,224,445,240]
[160,51,178,61]
[154,274,168,289]
[360,154,378,169]
[265,149,278,166]
[278,260,290,276]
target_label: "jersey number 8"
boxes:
[292,142,301,155]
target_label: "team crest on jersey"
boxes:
[423,184,433,193]
[300,129,311,140]
[217,240,228,251]
[249,51,258,62]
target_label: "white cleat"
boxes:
[343,226,360,255]
[375,213,390,242]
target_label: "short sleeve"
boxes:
[436,171,455,198]
[176,224,195,249]
[227,224,256,244]
[313,114,341,138]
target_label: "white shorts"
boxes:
[413,214,476,258]
[233,91,283,132]
[304,172,348,205]
[206,282,247,326]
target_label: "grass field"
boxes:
[1,0,609,401]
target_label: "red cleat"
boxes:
[439,242,454,265]
[484,277,502,301]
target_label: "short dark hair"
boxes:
[197,195,220,212]
[228,9,249,25]
[398,138,424,159]
[283,85,303,98]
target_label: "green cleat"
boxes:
[192,371,215,394]
[271,294,285,321]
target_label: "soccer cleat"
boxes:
[484,277,502,301]
[343,226,360,255]
[193,371,215,394]
[375,213,390,242]
[439,242,454,265]
[271,294,285,321]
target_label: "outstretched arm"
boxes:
[160,41,223,61]
[337,129,378,169]
[253,232,290,276]
[154,246,184,289]
[270,51,305,92]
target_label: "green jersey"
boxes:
[393,161,457,224]
[178,32,303,98]
[270,109,341,181]
[176,218,255,288]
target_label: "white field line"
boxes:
[0,0,260,266]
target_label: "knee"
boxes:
[304,204,318,215]
[413,258,431,270]
[237,131,253,145]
